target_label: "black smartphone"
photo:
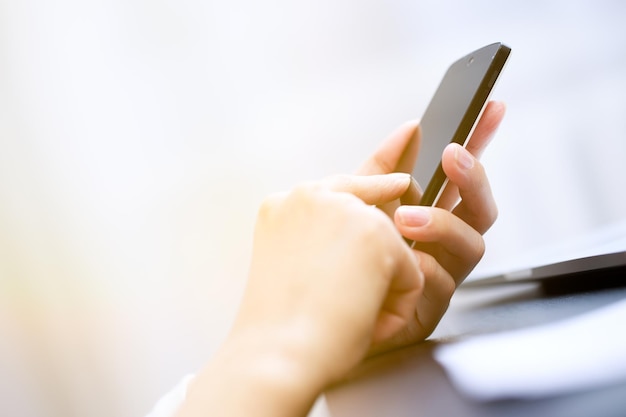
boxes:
[413,42,511,206]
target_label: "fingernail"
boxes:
[455,146,474,170]
[396,206,430,227]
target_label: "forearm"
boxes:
[175,334,325,417]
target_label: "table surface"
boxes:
[322,276,626,417]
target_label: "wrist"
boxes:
[179,327,328,417]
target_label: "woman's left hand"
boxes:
[358,101,506,354]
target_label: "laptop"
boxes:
[463,219,626,287]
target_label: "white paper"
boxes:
[434,298,626,401]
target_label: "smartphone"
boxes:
[412,42,511,206]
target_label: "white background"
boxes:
[1,1,625,416]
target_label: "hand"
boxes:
[178,174,423,417]
[176,103,505,417]
[358,101,505,354]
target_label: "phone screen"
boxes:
[413,42,510,206]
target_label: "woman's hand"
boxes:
[176,102,505,417]
[359,101,505,354]
[178,174,424,417]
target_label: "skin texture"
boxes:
[176,101,506,417]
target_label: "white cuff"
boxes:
[145,374,194,417]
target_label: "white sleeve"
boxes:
[145,374,195,417]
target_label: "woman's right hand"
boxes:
[178,173,424,417]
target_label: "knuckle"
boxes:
[258,191,285,214]
[361,207,396,244]
[418,251,437,278]
[431,207,453,234]
[471,158,488,179]
[288,181,328,207]
[474,235,486,261]
[489,201,499,224]
[420,252,455,297]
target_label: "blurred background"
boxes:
[0,1,625,416]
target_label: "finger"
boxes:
[414,251,455,332]
[372,239,423,344]
[357,121,420,175]
[434,101,505,210]
[394,205,485,280]
[369,251,453,353]
[377,175,423,221]
[318,173,412,206]
[442,144,498,234]
[465,101,506,158]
